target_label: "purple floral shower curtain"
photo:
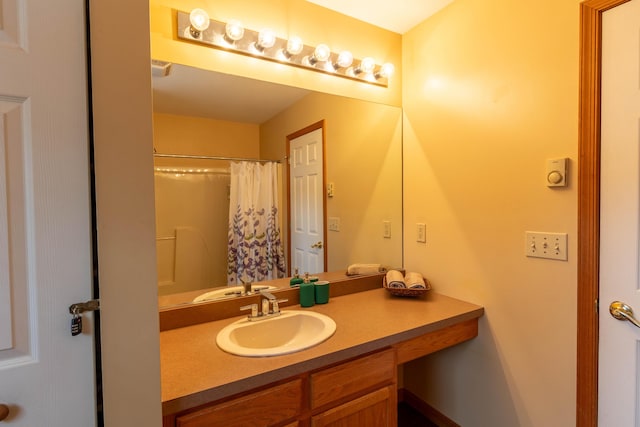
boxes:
[227,161,286,284]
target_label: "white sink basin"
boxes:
[216,310,336,357]
[193,285,277,303]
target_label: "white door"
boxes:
[289,127,325,275]
[598,0,640,423]
[0,0,96,425]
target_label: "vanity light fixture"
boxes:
[176,9,394,87]
[376,63,395,79]
[306,43,331,66]
[188,8,210,38]
[354,57,376,75]
[253,28,277,52]
[333,50,354,70]
[280,35,304,59]
[224,19,245,44]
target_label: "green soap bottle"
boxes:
[290,268,303,287]
[299,273,315,307]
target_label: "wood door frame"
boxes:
[577,0,631,424]
[285,120,328,276]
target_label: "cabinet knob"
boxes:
[0,404,9,422]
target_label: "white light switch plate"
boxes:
[525,231,568,260]
[417,223,426,243]
[328,217,340,232]
[383,221,391,238]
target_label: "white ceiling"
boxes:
[305,0,454,34]
[152,64,311,124]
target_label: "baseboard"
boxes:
[398,388,461,427]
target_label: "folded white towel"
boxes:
[385,270,406,288]
[405,271,429,289]
[385,270,431,290]
[347,263,384,276]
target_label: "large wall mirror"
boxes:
[153,63,403,308]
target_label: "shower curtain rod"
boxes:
[153,153,282,163]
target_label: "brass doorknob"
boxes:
[0,404,9,422]
[610,301,640,328]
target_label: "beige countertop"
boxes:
[160,288,484,415]
[158,270,391,310]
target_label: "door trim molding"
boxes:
[577,0,631,424]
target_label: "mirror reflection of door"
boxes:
[287,122,326,276]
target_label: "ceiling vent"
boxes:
[151,60,173,77]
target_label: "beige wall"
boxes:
[260,92,403,271]
[402,0,579,425]
[149,0,402,106]
[152,113,259,170]
[153,113,259,158]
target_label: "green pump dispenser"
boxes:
[290,268,303,287]
[299,273,315,307]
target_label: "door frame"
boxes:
[89,0,163,424]
[285,120,328,276]
[577,0,631,424]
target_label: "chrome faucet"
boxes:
[240,291,288,321]
[261,291,277,316]
[240,278,252,296]
[240,303,259,319]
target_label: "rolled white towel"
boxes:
[385,270,406,288]
[347,263,384,276]
[404,271,430,290]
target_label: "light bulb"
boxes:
[256,28,276,50]
[334,50,353,69]
[189,8,210,37]
[225,20,245,42]
[376,62,395,79]
[286,36,304,56]
[357,57,376,74]
[313,44,331,62]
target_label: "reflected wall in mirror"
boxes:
[153,63,402,308]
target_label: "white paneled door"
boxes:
[289,127,325,275]
[0,0,96,425]
[599,0,640,423]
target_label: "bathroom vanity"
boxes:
[160,274,484,426]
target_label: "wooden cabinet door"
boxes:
[310,349,395,409]
[311,386,396,427]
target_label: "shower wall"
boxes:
[155,168,230,296]
[152,112,260,295]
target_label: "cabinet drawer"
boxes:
[176,378,303,427]
[311,385,394,427]
[394,319,478,364]
[310,349,395,408]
